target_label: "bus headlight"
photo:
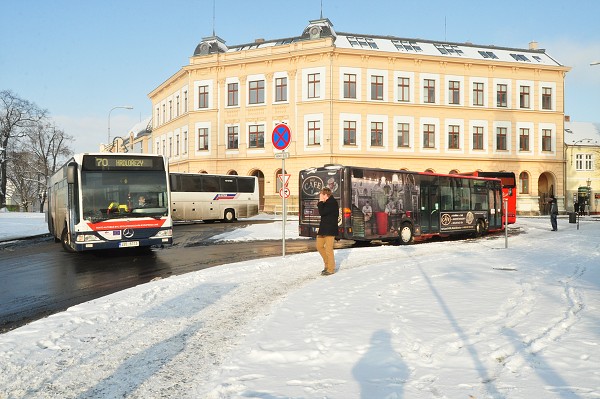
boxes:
[155,229,172,238]
[76,234,101,242]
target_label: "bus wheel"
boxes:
[223,209,235,223]
[399,223,414,245]
[61,227,75,253]
[475,219,485,237]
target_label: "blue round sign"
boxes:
[272,123,291,150]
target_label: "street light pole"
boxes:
[108,105,133,151]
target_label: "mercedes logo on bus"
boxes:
[122,228,135,238]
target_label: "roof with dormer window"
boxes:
[191,17,563,67]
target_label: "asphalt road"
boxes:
[0,220,353,333]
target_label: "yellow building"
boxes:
[148,18,570,214]
[564,121,599,215]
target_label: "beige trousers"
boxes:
[316,235,336,273]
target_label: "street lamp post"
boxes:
[108,106,133,151]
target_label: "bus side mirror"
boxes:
[67,164,76,184]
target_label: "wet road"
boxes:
[0,220,353,333]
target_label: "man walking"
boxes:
[549,194,558,231]
[317,187,339,275]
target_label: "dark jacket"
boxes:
[317,195,339,236]
[550,198,558,215]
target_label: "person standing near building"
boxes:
[549,194,558,231]
[317,187,339,276]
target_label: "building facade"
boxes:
[148,18,570,213]
[564,121,599,214]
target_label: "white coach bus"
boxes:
[169,173,259,222]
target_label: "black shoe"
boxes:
[321,270,334,276]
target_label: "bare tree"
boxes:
[20,121,73,212]
[0,90,47,209]
[6,145,39,212]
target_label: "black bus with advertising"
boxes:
[299,165,504,244]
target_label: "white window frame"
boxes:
[194,121,211,156]
[194,79,214,110]
[444,119,465,154]
[492,121,512,154]
[419,117,440,152]
[420,73,440,105]
[493,78,512,109]
[393,116,414,152]
[303,113,324,151]
[538,123,556,156]
[469,77,488,107]
[516,122,534,155]
[302,67,326,101]
[338,113,362,151]
[339,67,362,101]
[539,81,556,111]
[394,71,415,103]
[445,75,464,106]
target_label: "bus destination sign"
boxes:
[82,155,163,171]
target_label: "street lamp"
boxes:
[108,106,133,150]
[591,61,600,66]
[570,138,594,164]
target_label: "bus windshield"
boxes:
[81,170,169,221]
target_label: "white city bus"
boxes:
[169,173,259,222]
[47,153,173,252]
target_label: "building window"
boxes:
[397,77,410,102]
[542,129,552,152]
[198,85,209,109]
[496,127,507,150]
[175,133,180,156]
[519,128,530,151]
[519,85,530,108]
[155,107,160,126]
[519,171,529,194]
[343,120,356,145]
[371,75,384,100]
[472,126,484,150]
[308,73,320,99]
[448,125,460,149]
[343,73,357,99]
[473,82,484,106]
[176,95,180,117]
[397,122,409,147]
[249,80,265,104]
[162,104,166,122]
[423,124,435,148]
[370,122,383,146]
[227,83,239,106]
[542,87,552,110]
[576,154,583,170]
[585,154,593,170]
[496,84,507,107]
[275,77,287,102]
[169,100,172,120]
[448,81,460,105]
[227,126,238,149]
[183,131,188,154]
[248,124,264,148]
[184,90,188,112]
[168,137,172,156]
[307,120,321,145]
[197,127,209,150]
[424,79,435,103]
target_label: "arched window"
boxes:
[519,171,529,194]
[227,170,238,175]
[424,168,435,173]
[449,169,459,175]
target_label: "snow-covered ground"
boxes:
[0,211,599,399]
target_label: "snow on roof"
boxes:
[127,116,152,139]
[564,121,600,145]
[215,19,563,67]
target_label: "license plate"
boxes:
[119,241,139,248]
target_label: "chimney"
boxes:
[565,115,571,122]
[255,38,265,44]
[529,41,538,50]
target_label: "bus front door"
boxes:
[419,176,440,234]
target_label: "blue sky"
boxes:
[2,0,600,153]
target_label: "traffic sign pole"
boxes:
[273,123,292,258]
